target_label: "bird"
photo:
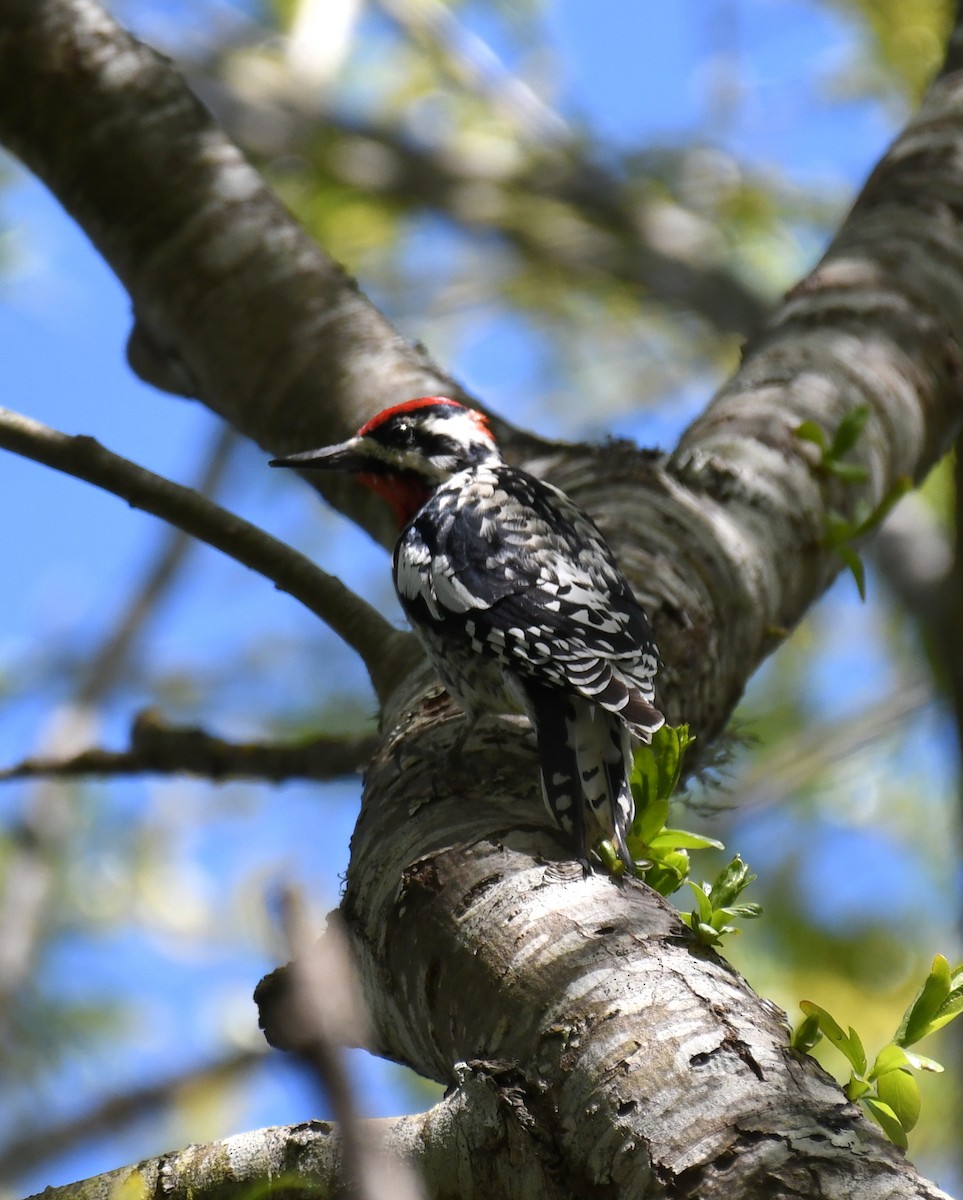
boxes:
[270,396,664,869]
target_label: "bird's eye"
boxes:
[394,420,415,445]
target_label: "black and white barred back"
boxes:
[270,397,664,868]
[394,459,662,866]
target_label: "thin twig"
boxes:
[76,422,238,705]
[0,709,377,784]
[373,0,568,146]
[736,681,934,812]
[195,80,769,338]
[0,406,417,705]
[0,1050,263,1182]
[275,893,424,1200]
[0,429,238,1036]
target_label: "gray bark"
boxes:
[2,1,962,1197]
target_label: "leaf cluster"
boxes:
[615,725,723,893]
[680,856,763,946]
[792,954,963,1148]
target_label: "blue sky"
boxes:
[2,0,957,1194]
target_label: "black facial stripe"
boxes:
[370,427,467,460]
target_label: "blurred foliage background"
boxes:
[0,0,960,1194]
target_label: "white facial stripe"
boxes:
[361,410,498,479]
[420,410,494,445]
[353,436,397,466]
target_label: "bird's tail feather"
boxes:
[530,688,635,868]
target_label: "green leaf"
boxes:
[791,1013,822,1053]
[653,729,682,798]
[924,987,963,1038]
[648,828,724,851]
[829,405,870,459]
[825,512,856,547]
[845,1026,868,1077]
[630,751,661,813]
[824,459,870,484]
[798,1002,867,1074]
[835,544,866,600]
[658,849,690,874]
[645,865,683,896]
[862,1098,908,1149]
[709,856,756,908]
[687,880,714,925]
[720,902,763,920]
[629,727,701,875]
[644,852,689,897]
[851,476,912,538]
[846,1076,871,1102]
[632,794,669,844]
[657,724,693,796]
[795,420,828,451]
[897,955,952,1046]
[597,840,624,874]
[870,1043,911,1080]
[875,1069,921,1133]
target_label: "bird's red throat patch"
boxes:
[358,470,432,527]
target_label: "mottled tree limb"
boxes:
[0,0,482,550]
[0,709,377,785]
[197,84,769,339]
[21,1072,566,1200]
[0,405,416,704]
[0,1051,263,1182]
[4,0,963,743]
[339,726,951,1200]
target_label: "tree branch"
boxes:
[20,1075,566,1200]
[0,0,481,546]
[3,2,963,1197]
[196,82,770,339]
[337,729,952,1200]
[0,427,237,1060]
[0,709,378,785]
[373,0,568,147]
[0,406,416,705]
[646,45,963,736]
[75,422,238,705]
[273,896,425,1200]
[0,1051,263,1182]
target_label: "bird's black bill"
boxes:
[269,441,366,472]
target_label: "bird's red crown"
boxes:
[357,396,492,439]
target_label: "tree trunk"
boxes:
[1,1,962,1196]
